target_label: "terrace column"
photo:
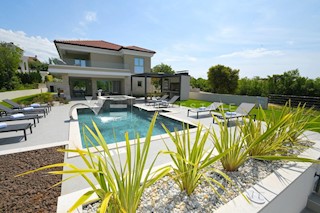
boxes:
[92,79,97,99]
[61,74,71,99]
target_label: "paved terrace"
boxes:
[0,103,71,155]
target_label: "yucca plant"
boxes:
[241,106,290,156]
[283,102,320,144]
[17,112,171,213]
[239,105,320,164]
[211,119,247,172]
[211,109,296,171]
[257,102,320,155]
[161,123,232,196]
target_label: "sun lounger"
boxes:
[0,123,33,141]
[146,95,169,106]
[213,103,256,126]
[154,96,180,108]
[3,99,51,113]
[0,104,47,117]
[187,102,223,119]
[0,114,42,127]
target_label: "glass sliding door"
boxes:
[96,80,121,95]
[69,77,92,98]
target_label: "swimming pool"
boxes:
[77,107,193,147]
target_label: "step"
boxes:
[307,193,320,213]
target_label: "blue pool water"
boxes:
[77,107,192,147]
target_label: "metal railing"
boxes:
[269,94,320,110]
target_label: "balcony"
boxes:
[48,59,131,78]
[50,59,130,70]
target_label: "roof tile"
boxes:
[54,40,155,53]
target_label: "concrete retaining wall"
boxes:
[0,88,48,100]
[189,91,268,109]
[260,164,318,213]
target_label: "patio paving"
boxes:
[0,102,71,155]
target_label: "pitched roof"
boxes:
[54,40,155,54]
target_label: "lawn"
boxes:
[0,92,54,107]
[176,99,320,132]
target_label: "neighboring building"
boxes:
[19,56,29,72]
[48,40,156,99]
[18,55,40,73]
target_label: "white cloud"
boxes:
[0,28,58,62]
[219,48,284,58]
[85,12,97,22]
[74,11,97,35]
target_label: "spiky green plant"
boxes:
[162,123,232,196]
[17,112,171,213]
[244,102,320,156]
[282,102,320,145]
[240,106,290,156]
[211,108,298,171]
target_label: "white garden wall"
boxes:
[0,88,48,100]
[189,91,269,109]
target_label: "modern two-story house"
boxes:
[48,40,156,99]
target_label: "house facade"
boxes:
[48,40,156,99]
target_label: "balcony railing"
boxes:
[50,59,129,70]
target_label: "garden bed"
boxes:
[0,146,64,212]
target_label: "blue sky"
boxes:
[0,0,319,79]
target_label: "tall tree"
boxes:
[151,63,175,74]
[0,42,23,90]
[207,64,239,94]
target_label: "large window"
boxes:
[134,58,144,73]
[75,59,86,67]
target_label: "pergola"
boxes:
[130,72,183,101]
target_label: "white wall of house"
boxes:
[19,56,29,72]
[180,75,190,101]
[90,53,124,68]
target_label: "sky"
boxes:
[0,0,319,79]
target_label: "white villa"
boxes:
[48,40,190,100]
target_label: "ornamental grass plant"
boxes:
[17,112,171,213]
[211,105,320,172]
[242,102,320,157]
[161,123,232,196]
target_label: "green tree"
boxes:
[151,63,175,74]
[0,42,23,90]
[190,77,210,92]
[151,63,175,90]
[207,64,239,94]
[267,69,307,96]
[237,77,268,97]
[29,59,48,71]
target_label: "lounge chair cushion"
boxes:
[23,107,34,111]
[10,113,25,118]
[30,103,40,107]
[0,122,7,129]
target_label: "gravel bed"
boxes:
[83,159,287,213]
[0,146,65,213]
[83,141,315,213]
